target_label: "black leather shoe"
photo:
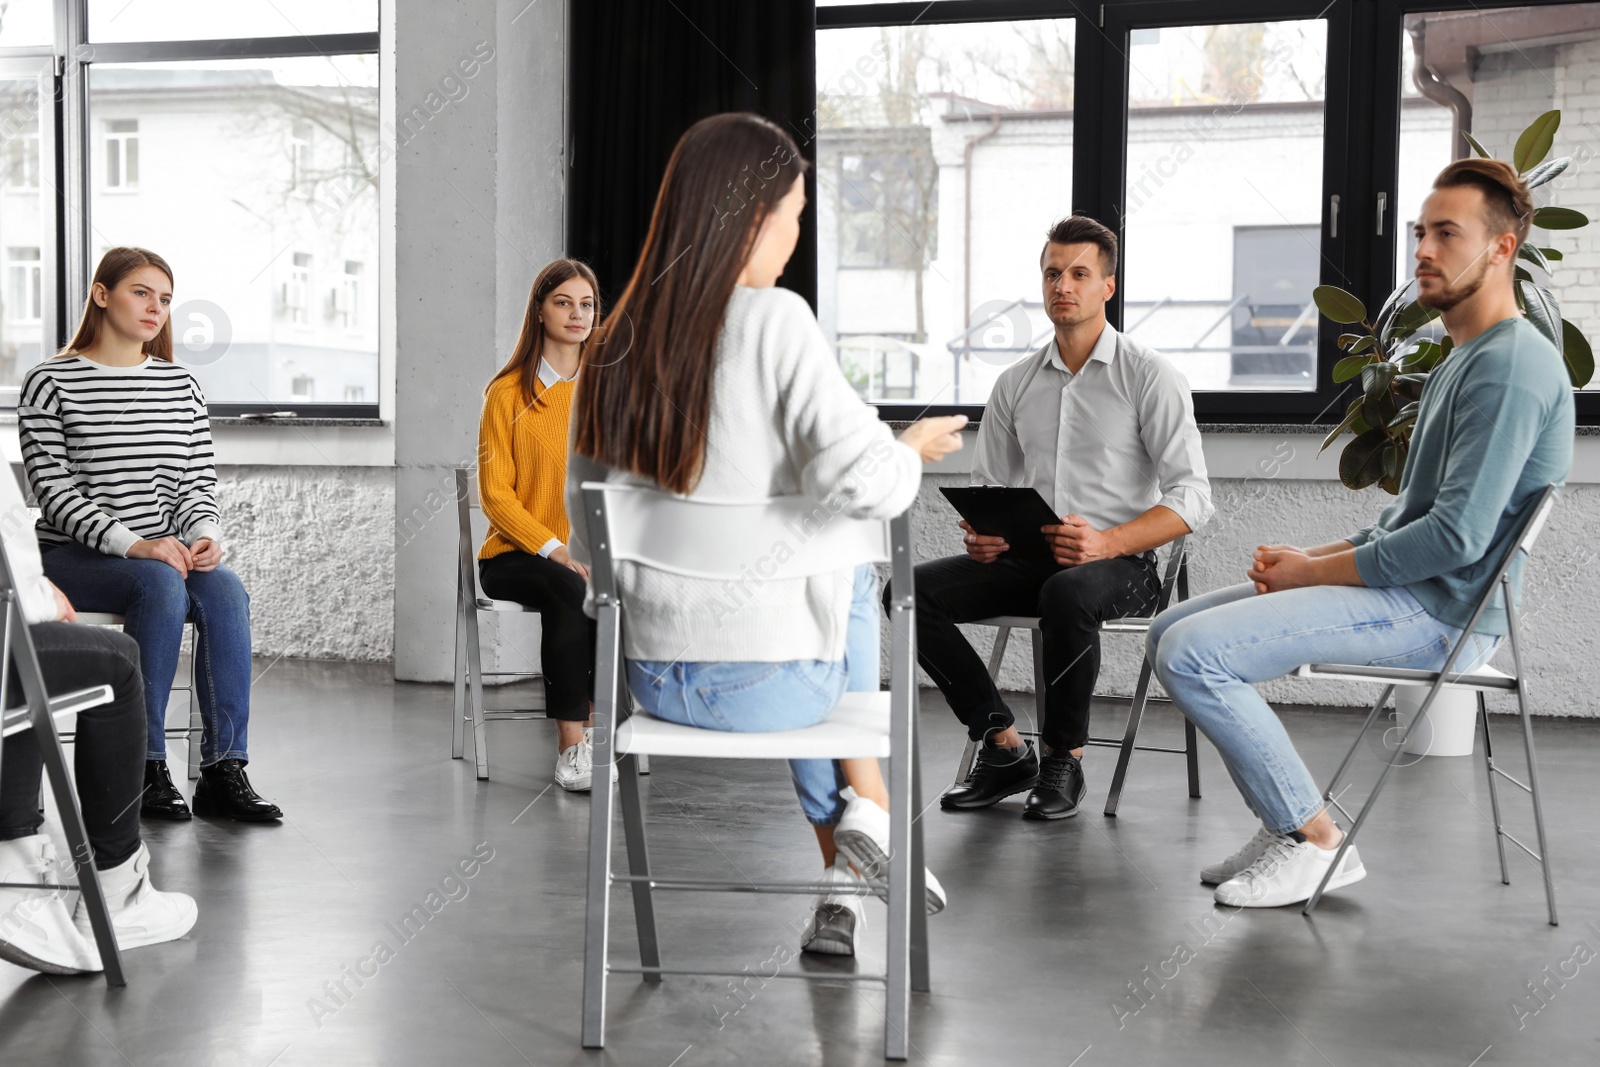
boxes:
[1023,752,1087,820]
[141,759,192,821]
[192,760,283,822]
[941,741,1040,810]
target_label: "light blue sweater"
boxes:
[1346,317,1573,635]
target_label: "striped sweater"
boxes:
[18,355,223,557]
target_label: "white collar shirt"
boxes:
[970,323,1213,534]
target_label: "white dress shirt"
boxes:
[971,323,1213,535]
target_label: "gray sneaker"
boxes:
[800,861,864,957]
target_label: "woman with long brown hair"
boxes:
[477,259,601,791]
[18,247,281,826]
[566,113,967,956]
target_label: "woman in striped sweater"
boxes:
[477,259,601,792]
[19,247,281,824]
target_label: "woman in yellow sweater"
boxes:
[478,259,601,791]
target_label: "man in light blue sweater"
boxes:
[1147,158,1575,908]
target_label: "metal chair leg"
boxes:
[909,723,930,995]
[581,605,623,1049]
[452,591,468,760]
[885,601,916,1061]
[465,608,489,780]
[1319,685,1395,825]
[1104,655,1155,817]
[1480,691,1510,886]
[617,752,661,980]
[1184,718,1201,799]
[186,644,201,782]
[1505,592,1558,926]
[1029,628,1046,740]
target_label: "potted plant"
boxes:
[1310,110,1594,755]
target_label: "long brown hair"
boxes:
[61,246,175,361]
[572,113,809,494]
[489,258,602,404]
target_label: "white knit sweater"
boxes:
[565,285,921,662]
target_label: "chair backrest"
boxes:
[454,467,485,605]
[579,482,897,597]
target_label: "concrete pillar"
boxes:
[393,0,567,682]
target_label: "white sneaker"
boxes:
[1200,826,1279,885]
[832,787,947,915]
[0,835,100,974]
[73,842,197,954]
[1214,836,1367,909]
[800,860,865,957]
[555,732,594,792]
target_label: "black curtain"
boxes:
[568,1,818,309]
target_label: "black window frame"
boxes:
[819,0,1600,427]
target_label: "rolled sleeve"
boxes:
[1140,360,1213,532]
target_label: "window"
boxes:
[287,253,313,326]
[3,133,39,189]
[339,260,362,331]
[344,385,365,402]
[104,118,138,189]
[816,16,1076,407]
[5,247,42,324]
[88,1,377,43]
[291,120,314,194]
[291,374,315,399]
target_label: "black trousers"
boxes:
[0,623,145,871]
[479,551,596,720]
[898,554,1161,752]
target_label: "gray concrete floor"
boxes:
[2,657,1598,1066]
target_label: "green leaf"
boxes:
[1320,398,1365,453]
[1518,279,1563,354]
[1386,300,1440,342]
[1361,359,1398,399]
[1333,354,1373,382]
[1389,401,1421,430]
[1533,206,1590,230]
[1399,340,1442,370]
[1524,156,1571,190]
[1514,264,1534,284]
[1340,429,1389,490]
[1561,318,1595,388]
[1394,372,1430,402]
[1313,285,1367,325]
[1440,335,1454,360]
[1382,444,1403,482]
[1337,332,1361,351]
[1539,247,1564,262]
[1462,131,1493,159]
[1514,110,1561,172]
[1517,243,1552,273]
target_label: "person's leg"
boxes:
[1154,583,1494,906]
[479,551,597,745]
[184,565,281,821]
[1021,555,1161,819]
[41,543,187,760]
[891,555,1055,745]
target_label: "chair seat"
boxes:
[75,612,127,626]
[616,691,892,760]
[973,614,1152,633]
[1295,661,1516,692]
[476,597,536,613]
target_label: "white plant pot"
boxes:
[1394,684,1480,757]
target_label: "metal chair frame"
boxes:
[66,614,201,781]
[451,467,549,781]
[578,484,928,1060]
[1298,484,1562,924]
[952,536,1199,816]
[0,541,126,986]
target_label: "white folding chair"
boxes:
[451,467,549,781]
[578,484,929,1061]
[0,541,126,986]
[1297,484,1562,924]
[951,536,1199,816]
[67,614,202,781]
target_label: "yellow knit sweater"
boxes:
[477,372,574,561]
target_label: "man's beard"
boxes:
[1416,255,1492,312]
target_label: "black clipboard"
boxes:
[938,486,1062,562]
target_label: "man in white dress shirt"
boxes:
[901,215,1212,820]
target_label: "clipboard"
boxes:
[938,486,1062,562]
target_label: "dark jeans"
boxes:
[479,551,596,720]
[898,554,1161,752]
[0,623,145,870]
[43,541,253,765]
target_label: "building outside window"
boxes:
[3,134,39,190]
[5,246,41,324]
[104,118,138,189]
[287,252,312,326]
[339,260,362,331]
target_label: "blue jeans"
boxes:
[1148,582,1499,834]
[627,565,879,826]
[43,541,254,766]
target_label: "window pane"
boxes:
[89,55,380,406]
[1123,21,1328,391]
[89,0,377,42]
[0,75,48,390]
[0,0,53,46]
[1399,5,1600,389]
[817,19,1075,406]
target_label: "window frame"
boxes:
[0,1,381,419]
[819,0,1600,426]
